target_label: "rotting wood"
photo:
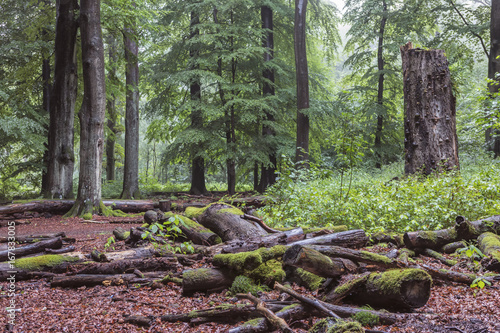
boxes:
[288,229,368,248]
[477,232,500,272]
[0,237,63,261]
[283,245,347,278]
[45,246,75,254]
[422,248,457,266]
[73,257,179,275]
[182,267,235,296]
[0,232,66,243]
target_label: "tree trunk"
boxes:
[40,35,51,195]
[374,0,387,169]
[182,267,235,296]
[189,10,207,195]
[121,9,140,199]
[67,0,106,217]
[401,42,459,175]
[74,257,179,275]
[283,245,347,278]
[198,204,268,241]
[329,269,432,310]
[288,229,368,248]
[486,0,500,156]
[259,5,277,192]
[105,34,119,182]
[44,0,78,199]
[294,0,310,166]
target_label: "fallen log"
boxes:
[240,214,279,233]
[0,199,157,215]
[198,203,268,241]
[477,232,500,272]
[455,215,500,240]
[45,246,75,254]
[403,228,457,250]
[237,293,293,333]
[73,257,180,275]
[51,274,141,288]
[304,245,398,268]
[162,212,221,245]
[283,245,347,278]
[325,269,432,310]
[112,227,130,241]
[309,318,364,333]
[288,229,368,248]
[161,304,261,324]
[182,268,235,296]
[422,248,457,266]
[0,232,66,244]
[0,237,63,261]
[123,315,153,328]
[369,231,405,247]
[441,241,467,254]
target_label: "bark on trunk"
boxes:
[182,267,235,296]
[74,257,179,275]
[374,0,387,169]
[401,42,459,175]
[44,0,78,199]
[198,204,268,241]
[486,0,500,156]
[288,229,368,248]
[330,269,432,310]
[283,245,348,278]
[69,0,106,216]
[294,0,310,166]
[121,10,140,199]
[105,34,119,182]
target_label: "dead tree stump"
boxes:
[401,42,459,175]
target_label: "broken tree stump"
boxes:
[401,41,459,175]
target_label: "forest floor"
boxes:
[0,204,500,332]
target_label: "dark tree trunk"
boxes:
[486,0,500,157]
[182,268,235,296]
[67,0,106,216]
[294,0,310,166]
[44,0,78,199]
[40,41,51,195]
[121,11,140,199]
[227,13,237,196]
[105,35,119,182]
[259,5,277,192]
[401,42,459,175]
[189,10,207,196]
[374,0,387,169]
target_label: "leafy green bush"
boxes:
[259,155,500,233]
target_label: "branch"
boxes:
[449,0,489,58]
[236,293,293,333]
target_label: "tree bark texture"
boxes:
[182,267,235,295]
[40,32,51,195]
[74,257,179,275]
[288,229,368,248]
[401,42,459,175]
[51,273,139,288]
[294,0,310,166]
[44,0,79,199]
[198,204,268,241]
[121,12,140,199]
[259,5,277,192]
[478,232,500,272]
[105,34,119,182]
[70,0,106,216]
[374,0,387,169]
[283,245,347,278]
[486,0,500,156]
[189,10,207,195]
[0,237,62,261]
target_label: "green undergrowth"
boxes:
[259,155,500,233]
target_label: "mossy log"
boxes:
[198,203,268,241]
[441,241,467,254]
[305,245,398,268]
[182,268,235,295]
[283,245,348,278]
[0,237,63,261]
[112,227,130,241]
[327,269,432,310]
[50,273,146,288]
[309,318,364,333]
[288,229,368,248]
[455,215,500,240]
[73,257,180,275]
[403,228,457,250]
[162,212,221,245]
[161,304,261,324]
[397,248,416,266]
[284,266,326,291]
[369,231,405,247]
[478,232,500,272]
[422,248,457,266]
[207,228,303,255]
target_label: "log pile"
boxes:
[3,198,499,331]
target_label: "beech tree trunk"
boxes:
[294,0,310,166]
[121,9,141,199]
[401,42,459,175]
[259,5,277,192]
[105,34,119,182]
[68,0,106,216]
[44,0,78,199]
[486,0,500,156]
[374,0,387,169]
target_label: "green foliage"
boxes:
[260,156,500,233]
[104,236,116,252]
[352,308,380,327]
[142,216,194,254]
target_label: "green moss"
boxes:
[294,268,325,291]
[359,250,394,265]
[334,275,369,295]
[310,318,364,333]
[479,232,500,261]
[247,259,285,286]
[352,310,379,326]
[14,254,79,271]
[218,207,245,215]
[241,318,263,328]
[369,269,432,295]
[229,275,267,296]
[256,245,287,262]
[303,225,349,234]
[82,212,93,220]
[184,206,207,219]
[213,252,263,271]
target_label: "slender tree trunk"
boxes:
[121,10,140,199]
[401,42,459,175]
[40,42,51,195]
[189,10,207,195]
[259,5,277,192]
[67,0,106,217]
[487,0,500,157]
[294,0,309,167]
[105,34,118,182]
[226,10,237,195]
[44,0,78,199]
[374,0,387,169]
